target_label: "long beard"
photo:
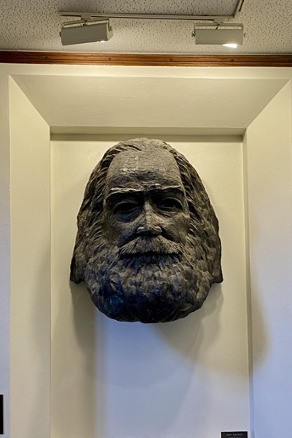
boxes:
[83,232,213,323]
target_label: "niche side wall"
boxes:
[0,71,10,438]
[244,82,292,438]
[9,79,51,438]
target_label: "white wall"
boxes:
[1,65,292,437]
[51,137,249,438]
[0,70,11,438]
[244,82,292,438]
[9,79,51,438]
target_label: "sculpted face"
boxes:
[102,149,190,251]
[70,139,223,323]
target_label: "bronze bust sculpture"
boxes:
[70,138,222,323]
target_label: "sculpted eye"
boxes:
[158,197,183,211]
[113,200,140,215]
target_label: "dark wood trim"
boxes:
[0,51,292,67]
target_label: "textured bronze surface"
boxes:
[71,138,223,322]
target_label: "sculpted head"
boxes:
[70,138,223,322]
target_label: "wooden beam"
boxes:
[0,51,292,67]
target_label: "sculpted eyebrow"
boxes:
[105,185,185,204]
[151,186,185,197]
[105,189,143,205]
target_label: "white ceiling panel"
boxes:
[0,0,291,54]
[13,74,287,133]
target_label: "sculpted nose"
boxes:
[136,203,162,236]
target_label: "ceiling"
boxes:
[1,0,292,54]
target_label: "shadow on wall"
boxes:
[71,282,223,367]
[156,284,223,363]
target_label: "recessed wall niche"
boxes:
[3,68,292,438]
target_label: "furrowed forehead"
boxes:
[105,148,183,192]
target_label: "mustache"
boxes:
[119,235,182,257]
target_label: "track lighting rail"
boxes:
[59,0,245,23]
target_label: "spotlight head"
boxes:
[60,19,113,46]
[193,23,243,47]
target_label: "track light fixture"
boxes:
[59,1,245,47]
[192,23,244,48]
[59,14,113,46]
